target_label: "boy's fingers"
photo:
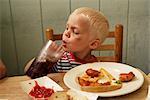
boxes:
[48,42,58,52]
[56,44,63,52]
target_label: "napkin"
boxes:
[20,76,63,95]
[79,91,99,100]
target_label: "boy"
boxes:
[25,7,109,78]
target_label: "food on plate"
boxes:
[29,81,54,99]
[49,89,88,100]
[119,72,135,82]
[86,68,100,77]
[77,68,122,92]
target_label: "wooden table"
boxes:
[0,73,68,100]
[0,70,149,100]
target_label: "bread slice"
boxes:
[66,90,88,100]
[49,90,88,100]
[77,68,122,92]
[49,91,69,100]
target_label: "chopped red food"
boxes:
[29,81,54,99]
[86,68,100,78]
[119,72,135,82]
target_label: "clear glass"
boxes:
[37,40,64,62]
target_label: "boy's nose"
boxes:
[64,30,70,38]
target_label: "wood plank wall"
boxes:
[0,0,149,76]
[149,0,150,73]
[0,1,1,57]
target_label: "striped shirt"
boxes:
[52,52,82,72]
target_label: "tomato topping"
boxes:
[86,68,100,78]
[119,72,135,82]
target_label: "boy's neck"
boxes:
[73,51,92,60]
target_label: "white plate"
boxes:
[64,62,144,97]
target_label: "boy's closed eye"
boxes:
[65,26,80,35]
[65,24,69,30]
[65,27,69,31]
[73,29,79,35]
[73,32,79,35]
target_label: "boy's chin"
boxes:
[63,48,72,52]
[62,47,69,52]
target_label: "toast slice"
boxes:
[49,90,88,100]
[77,68,122,92]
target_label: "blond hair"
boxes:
[71,7,109,43]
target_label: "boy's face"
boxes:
[62,14,92,53]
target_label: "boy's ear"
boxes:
[89,39,101,49]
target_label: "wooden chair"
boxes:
[45,24,123,63]
[148,73,150,78]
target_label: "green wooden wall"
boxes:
[0,0,149,76]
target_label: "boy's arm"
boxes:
[25,58,56,79]
[24,58,35,73]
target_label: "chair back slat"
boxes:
[97,56,116,62]
[95,44,114,51]
[46,29,62,40]
[108,32,115,37]
[53,34,62,40]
